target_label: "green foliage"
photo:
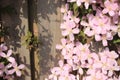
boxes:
[69,2,94,18]
[109,34,120,45]
[0,57,9,65]
[22,31,40,49]
[113,39,120,44]
[73,3,79,16]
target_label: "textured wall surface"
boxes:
[37,0,64,80]
[1,0,65,80]
[1,0,31,80]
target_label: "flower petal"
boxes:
[109,11,115,16]
[0,52,6,57]
[7,50,12,57]
[16,70,22,76]
[62,30,69,36]
[56,45,63,50]
[72,28,80,34]
[69,33,74,41]
[95,34,101,41]
[8,57,15,63]
[18,64,25,69]
[8,69,15,75]
[102,39,108,46]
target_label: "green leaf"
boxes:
[73,3,79,16]
[113,39,120,44]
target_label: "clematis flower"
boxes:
[51,60,72,76]
[46,1,120,80]
[67,11,80,24]
[73,64,83,75]
[8,62,25,77]
[49,68,58,80]
[102,0,119,16]
[85,71,108,80]
[0,50,15,63]
[56,38,68,55]
[61,3,69,14]
[0,44,7,52]
[0,63,13,76]
[0,44,8,57]
[61,20,80,41]
[76,0,82,6]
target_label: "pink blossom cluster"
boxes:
[80,0,120,46]
[0,44,25,79]
[45,0,120,80]
[81,11,117,46]
[60,4,80,41]
[46,40,120,80]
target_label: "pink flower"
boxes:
[61,4,69,14]
[73,64,83,75]
[56,38,68,55]
[0,44,7,52]
[85,71,108,80]
[0,63,13,76]
[0,50,15,63]
[0,44,8,57]
[61,20,80,41]
[67,11,80,24]
[49,68,58,80]
[8,63,25,76]
[76,0,82,6]
[95,33,113,46]
[102,0,119,16]
[50,60,72,77]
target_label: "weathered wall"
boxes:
[1,0,31,80]
[37,0,64,80]
[1,0,65,80]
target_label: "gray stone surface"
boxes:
[37,0,64,80]
[1,0,31,80]
[1,0,65,80]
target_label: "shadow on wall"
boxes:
[38,22,62,80]
[1,0,65,79]
[36,0,65,80]
[1,0,26,51]
[38,26,53,76]
[1,0,30,80]
[37,0,65,22]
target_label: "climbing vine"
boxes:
[46,0,120,80]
